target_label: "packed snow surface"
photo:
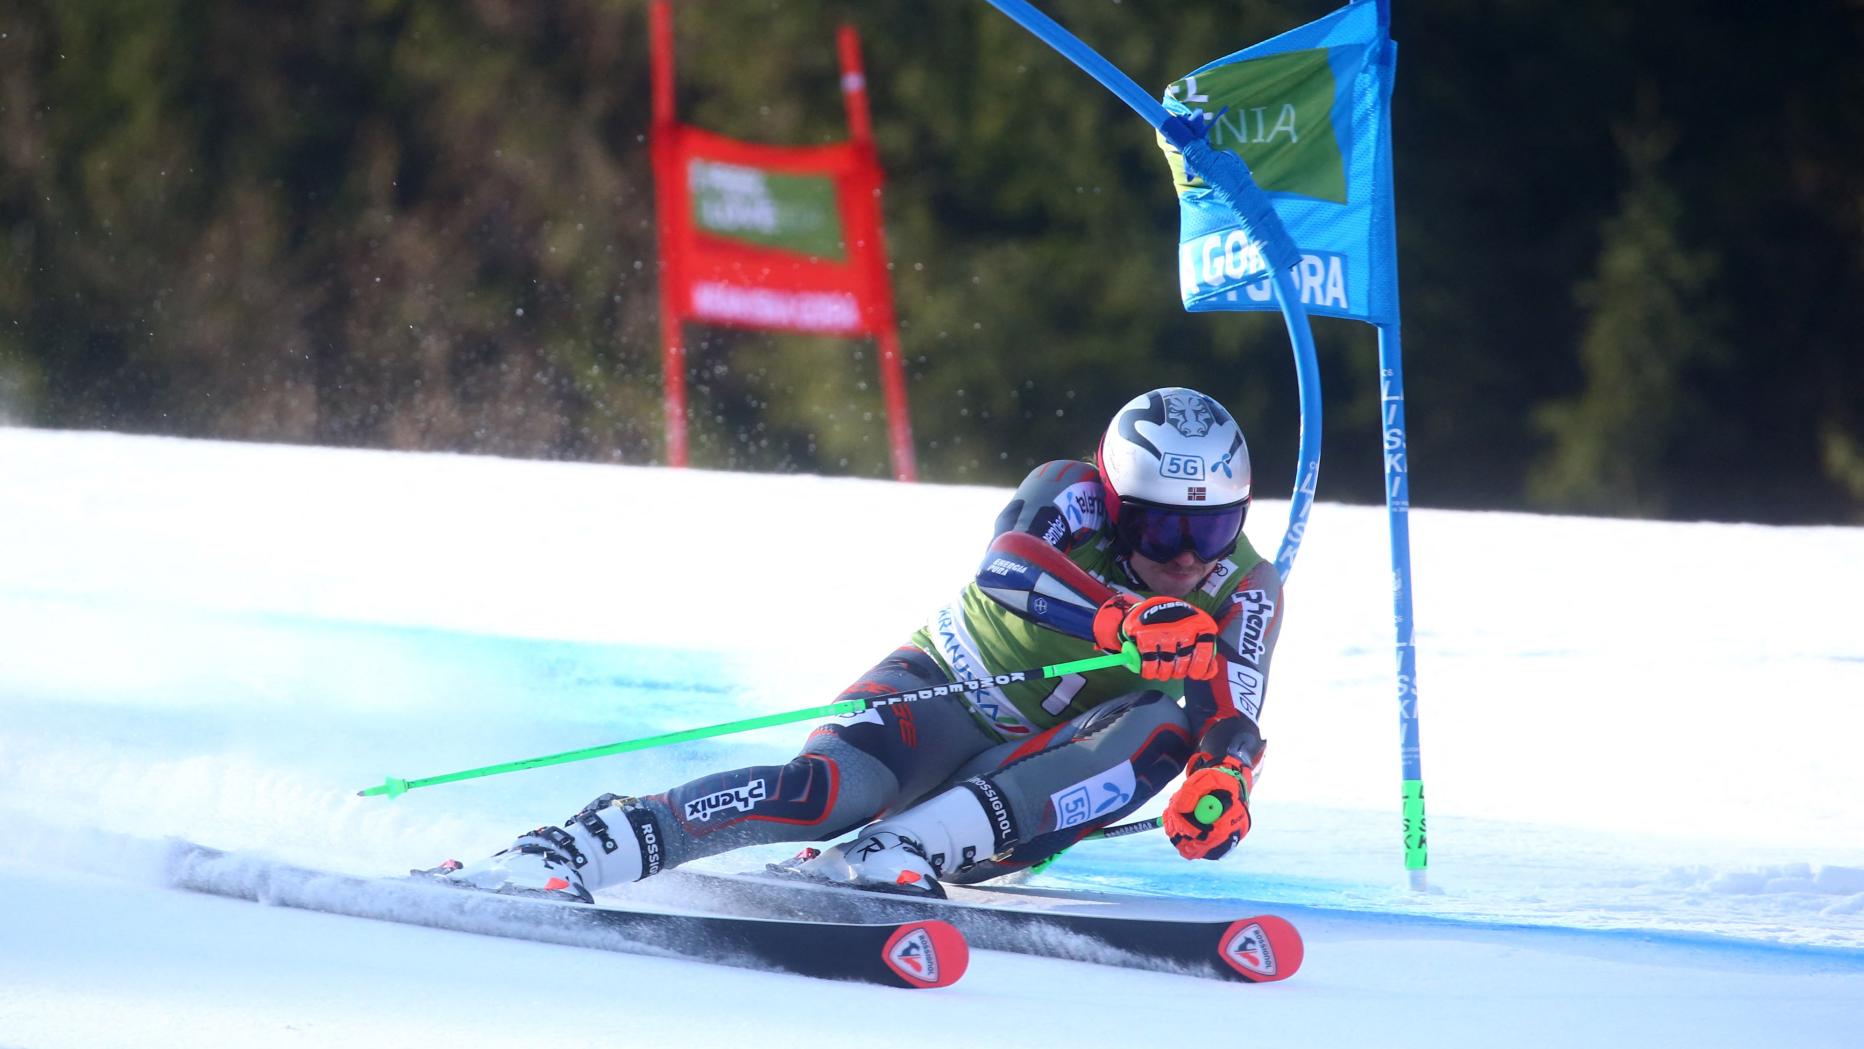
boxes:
[2,428,1861,1047]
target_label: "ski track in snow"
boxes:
[2,429,1862,1047]
[5,601,1858,954]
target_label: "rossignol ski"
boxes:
[664,866,1303,983]
[165,842,966,989]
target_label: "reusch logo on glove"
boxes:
[1137,599,1197,623]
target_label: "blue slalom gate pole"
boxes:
[1368,0,1427,889]
[983,0,1429,889]
[1380,322,1428,889]
[981,0,1325,582]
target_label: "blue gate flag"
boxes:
[1161,0,1398,326]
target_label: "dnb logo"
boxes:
[882,921,969,989]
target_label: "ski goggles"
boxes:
[1114,500,1248,563]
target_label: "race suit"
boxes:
[591,458,1284,885]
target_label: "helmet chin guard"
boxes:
[1096,388,1252,527]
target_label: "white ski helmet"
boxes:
[1095,387,1252,561]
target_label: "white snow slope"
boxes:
[1,428,1861,1049]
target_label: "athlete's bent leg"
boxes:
[436,646,996,899]
[817,691,1194,889]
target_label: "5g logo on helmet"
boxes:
[1160,452,1206,480]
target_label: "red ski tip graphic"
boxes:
[543,877,571,892]
[882,920,969,989]
[1218,916,1304,982]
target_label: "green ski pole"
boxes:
[357,643,1141,799]
[1030,775,1249,875]
[1036,773,1251,867]
[1025,814,1162,875]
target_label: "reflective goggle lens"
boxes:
[1116,501,1246,563]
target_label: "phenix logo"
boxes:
[1230,589,1275,669]
[1225,588,1276,720]
[683,780,769,822]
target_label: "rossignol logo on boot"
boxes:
[962,776,1019,851]
[623,805,662,878]
[683,780,769,822]
[1224,921,1277,977]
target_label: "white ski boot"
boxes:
[426,840,594,904]
[797,779,1015,898]
[797,825,946,898]
[423,794,658,904]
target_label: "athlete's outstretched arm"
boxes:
[1182,561,1285,769]
[1157,562,1284,861]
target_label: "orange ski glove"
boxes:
[1092,594,1219,681]
[1163,757,1254,860]
[1092,593,1140,651]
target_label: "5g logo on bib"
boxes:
[1050,761,1137,830]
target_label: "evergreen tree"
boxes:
[1,2,1857,520]
[1528,94,1725,516]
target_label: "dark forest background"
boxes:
[2,1,1859,522]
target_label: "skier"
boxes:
[434,386,1285,902]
